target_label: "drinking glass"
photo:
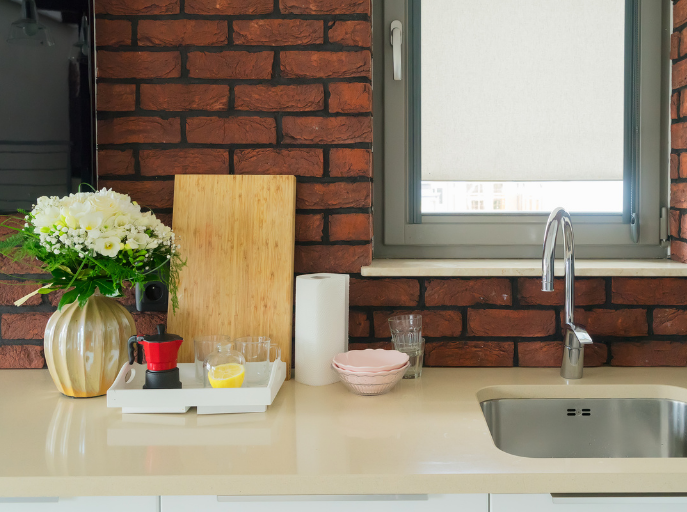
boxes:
[234,336,280,387]
[388,314,423,379]
[194,335,231,384]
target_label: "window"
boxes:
[373,0,669,259]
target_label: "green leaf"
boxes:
[57,288,79,311]
[77,280,96,308]
[95,278,117,297]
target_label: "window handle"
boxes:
[390,20,402,80]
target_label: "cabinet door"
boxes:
[0,496,158,512]
[162,494,487,512]
[491,493,687,512]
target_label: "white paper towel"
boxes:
[295,273,350,386]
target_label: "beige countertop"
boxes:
[361,259,687,276]
[2,367,687,497]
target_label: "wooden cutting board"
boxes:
[167,175,296,379]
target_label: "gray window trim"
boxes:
[373,0,670,259]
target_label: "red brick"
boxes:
[518,278,606,306]
[281,51,370,79]
[467,310,555,337]
[294,245,371,273]
[296,182,370,209]
[681,28,687,57]
[329,213,371,241]
[518,342,607,368]
[328,20,370,47]
[671,209,680,239]
[2,313,51,340]
[98,150,134,176]
[0,345,44,368]
[349,341,391,350]
[99,180,174,209]
[680,153,687,178]
[185,0,272,14]
[654,309,687,335]
[97,83,136,112]
[675,60,687,89]
[187,51,273,79]
[140,84,228,111]
[132,312,167,336]
[295,214,324,242]
[156,213,173,227]
[673,240,687,264]
[681,214,687,239]
[283,116,371,144]
[570,308,647,337]
[0,281,43,306]
[140,149,229,176]
[233,19,322,45]
[49,286,136,307]
[672,183,687,209]
[235,84,323,112]
[0,215,24,238]
[329,148,371,177]
[373,310,462,338]
[186,117,275,144]
[349,310,369,337]
[673,92,680,120]
[235,148,322,176]
[98,51,180,79]
[95,19,131,46]
[95,0,178,14]
[672,154,679,180]
[681,93,687,119]
[677,124,687,152]
[138,20,227,46]
[98,117,180,144]
[611,341,687,366]
[279,0,369,14]
[0,256,44,275]
[613,278,687,305]
[425,278,511,307]
[425,341,513,367]
[329,82,371,113]
[350,278,419,307]
[672,32,681,60]
[676,0,687,29]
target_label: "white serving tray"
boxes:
[107,360,286,415]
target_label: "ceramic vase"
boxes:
[44,292,136,397]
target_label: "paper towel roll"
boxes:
[295,273,350,386]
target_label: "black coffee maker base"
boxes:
[143,368,182,389]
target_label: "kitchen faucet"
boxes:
[541,207,593,379]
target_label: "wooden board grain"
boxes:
[167,175,296,378]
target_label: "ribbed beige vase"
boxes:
[44,292,136,398]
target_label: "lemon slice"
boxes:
[208,363,245,388]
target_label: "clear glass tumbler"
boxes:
[388,314,423,379]
[194,335,231,384]
[234,336,281,387]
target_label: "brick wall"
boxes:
[673,0,687,261]
[2,0,687,368]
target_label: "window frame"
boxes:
[373,0,671,259]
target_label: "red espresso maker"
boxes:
[128,324,183,389]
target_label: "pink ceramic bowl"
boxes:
[332,362,408,396]
[332,349,409,373]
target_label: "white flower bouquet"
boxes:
[0,188,184,310]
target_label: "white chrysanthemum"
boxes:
[94,236,121,257]
[33,206,61,229]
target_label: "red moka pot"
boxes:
[128,324,183,389]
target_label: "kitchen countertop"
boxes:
[2,367,687,497]
[361,259,687,276]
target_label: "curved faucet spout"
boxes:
[541,207,592,379]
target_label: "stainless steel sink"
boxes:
[481,398,687,458]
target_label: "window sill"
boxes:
[360,259,687,277]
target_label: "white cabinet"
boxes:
[0,496,158,512]
[162,494,488,512]
[490,494,687,512]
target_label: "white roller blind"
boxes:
[420,0,626,182]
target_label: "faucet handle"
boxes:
[568,324,593,345]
